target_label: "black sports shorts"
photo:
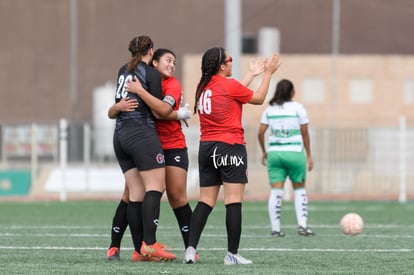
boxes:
[113,118,165,172]
[164,148,189,171]
[198,141,248,187]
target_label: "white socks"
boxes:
[268,188,283,232]
[294,188,308,228]
[269,188,309,231]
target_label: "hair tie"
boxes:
[146,41,153,53]
[217,47,222,63]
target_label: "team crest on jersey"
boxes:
[156,153,165,164]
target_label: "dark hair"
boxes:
[127,35,154,73]
[151,48,176,66]
[194,47,226,113]
[269,79,295,106]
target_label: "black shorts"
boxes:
[164,148,189,171]
[113,118,165,172]
[198,141,248,187]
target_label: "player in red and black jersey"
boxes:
[126,48,194,256]
[183,47,281,265]
[151,50,193,256]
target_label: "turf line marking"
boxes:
[1,223,413,230]
[0,245,413,253]
[1,232,414,238]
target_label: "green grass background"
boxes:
[0,200,413,274]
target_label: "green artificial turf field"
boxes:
[0,200,413,274]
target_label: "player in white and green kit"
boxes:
[258,79,315,237]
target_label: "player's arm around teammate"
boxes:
[108,97,138,118]
[125,76,191,122]
[128,48,194,254]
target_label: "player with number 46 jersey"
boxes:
[183,47,281,265]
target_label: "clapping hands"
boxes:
[264,53,281,74]
[248,58,265,77]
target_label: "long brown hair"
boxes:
[127,35,153,73]
[193,47,225,114]
[269,79,294,106]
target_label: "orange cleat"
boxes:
[140,241,177,261]
[157,242,172,250]
[132,250,162,262]
[131,250,145,262]
[107,247,120,261]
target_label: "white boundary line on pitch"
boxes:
[0,232,414,239]
[1,232,414,239]
[0,246,413,253]
[1,223,414,230]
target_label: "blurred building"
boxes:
[1,0,414,124]
[1,0,413,200]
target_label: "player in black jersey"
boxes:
[109,35,176,261]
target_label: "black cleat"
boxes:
[297,226,315,236]
[271,231,286,237]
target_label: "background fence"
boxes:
[0,118,412,201]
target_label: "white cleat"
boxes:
[183,246,197,264]
[223,251,252,265]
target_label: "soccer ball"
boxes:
[340,213,364,235]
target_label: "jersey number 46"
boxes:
[198,89,212,114]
